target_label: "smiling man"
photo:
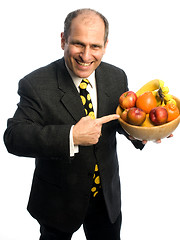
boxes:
[4,8,145,240]
[61,10,108,78]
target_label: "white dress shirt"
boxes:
[65,65,97,156]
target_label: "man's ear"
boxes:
[61,32,66,50]
[103,39,109,54]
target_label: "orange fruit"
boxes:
[136,91,157,114]
[164,103,179,122]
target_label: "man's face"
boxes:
[61,14,108,78]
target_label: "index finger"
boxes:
[96,114,120,125]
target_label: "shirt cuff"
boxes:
[69,125,79,157]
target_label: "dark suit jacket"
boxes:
[4,58,144,232]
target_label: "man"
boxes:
[4,9,145,240]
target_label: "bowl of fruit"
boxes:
[116,79,180,141]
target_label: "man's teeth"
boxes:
[77,61,91,66]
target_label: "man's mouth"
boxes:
[76,59,92,67]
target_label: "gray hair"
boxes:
[63,8,109,44]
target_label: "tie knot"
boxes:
[79,79,89,90]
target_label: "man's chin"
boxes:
[74,70,93,79]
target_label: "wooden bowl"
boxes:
[116,96,180,141]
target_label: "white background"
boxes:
[1,0,180,239]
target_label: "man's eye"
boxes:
[74,43,84,47]
[92,45,101,49]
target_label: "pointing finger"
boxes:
[96,114,120,125]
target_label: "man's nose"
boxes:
[80,46,92,62]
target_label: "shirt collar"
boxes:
[65,63,96,90]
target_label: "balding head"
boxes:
[63,8,109,44]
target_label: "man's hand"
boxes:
[73,114,120,146]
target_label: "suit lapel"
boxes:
[95,65,110,118]
[55,58,86,122]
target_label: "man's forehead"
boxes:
[69,14,105,40]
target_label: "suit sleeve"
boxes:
[117,124,145,150]
[4,78,71,159]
